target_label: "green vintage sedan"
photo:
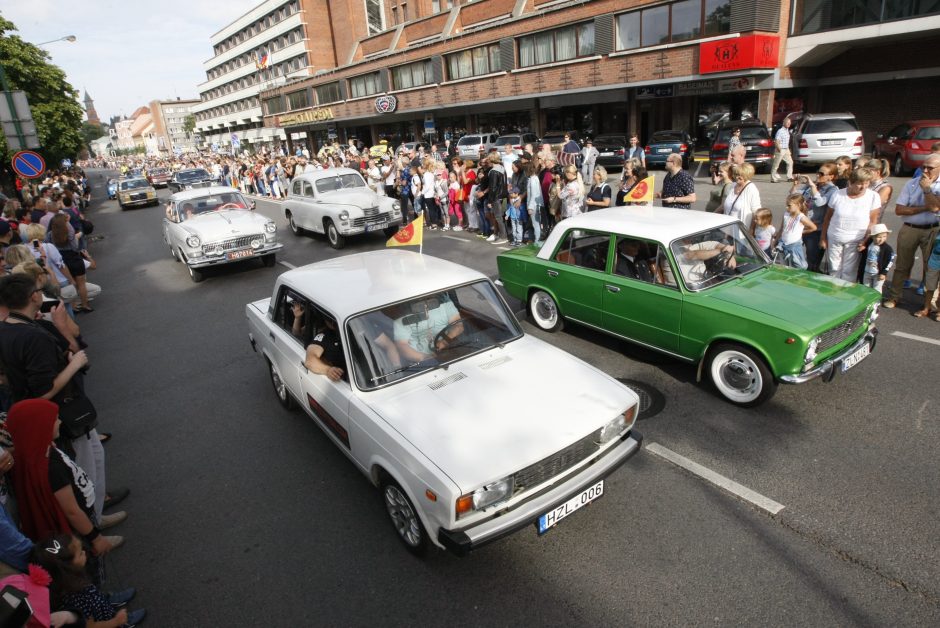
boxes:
[496,207,880,406]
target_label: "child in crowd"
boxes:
[506,187,525,246]
[774,193,816,269]
[855,224,895,293]
[750,208,775,256]
[446,171,463,231]
[912,231,940,320]
[32,534,146,628]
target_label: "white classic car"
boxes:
[283,168,404,249]
[246,249,642,555]
[163,186,283,283]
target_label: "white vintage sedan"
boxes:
[283,168,403,249]
[163,186,283,283]
[246,249,642,556]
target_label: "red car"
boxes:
[147,168,172,188]
[871,120,940,175]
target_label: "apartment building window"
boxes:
[446,43,500,80]
[264,97,286,115]
[315,82,342,104]
[392,60,433,89]
[432,0,452,12]
[519,23,595,67]
[286,90,309,110]
[365,0,385,35]
[350,72,381,98]
[616,0,730,50]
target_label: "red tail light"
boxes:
[616,149,624,156]
[679,144,688,152]
[644,146,651,153]
[854,136,863,147]
[910,141,922,150]
[758,139,773,148]
[712,143,728,151]
[513,145,522,151]
[799,139,808,148]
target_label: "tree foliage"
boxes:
[0,14,84,167]
[183,114,195,138]
[81,121,107,145]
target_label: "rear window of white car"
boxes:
[458,136,481,145]
[803,119,859,134]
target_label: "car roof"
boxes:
[717,119,764,128]
[169,185,242,201]
[278,250,487,320]
[802,112,855,120]
[536,207,737,259]
[294,167,362,181]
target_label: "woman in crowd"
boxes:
[865,158,893,222]
[558,164,586,220]
[705,162,734,212]
[722,163,762,230]
[833,155,853,189]
[584,166,612,211]
[525,161,545,244]
[821,168,881,281]
[50,216,100,313]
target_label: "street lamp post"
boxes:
[35,35,77,46]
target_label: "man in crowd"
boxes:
[656,154,696,209]
[770,117,794,183]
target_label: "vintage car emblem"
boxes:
[374,95,397,114]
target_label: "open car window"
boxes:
[670,223,767,291]
[177,192,249,221]
[347,281,522,391]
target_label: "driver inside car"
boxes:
[393,295,463,363]
[676,234,737,285]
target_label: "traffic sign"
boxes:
[11,150,46,179]
[61,158,72,169]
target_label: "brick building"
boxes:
[252,0,940,155]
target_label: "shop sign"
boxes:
[375,95,397,114]
[717,77,756,92]
[699,34,779,75]
[424,114,435,132]
[675,80,715,97]
[636,86,673,99]
[290,132,308,139]
[279,107,335,127]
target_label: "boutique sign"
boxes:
[374,95,397,114]
[699,35,779,75]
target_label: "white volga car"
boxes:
[283,168,404,249]
[246,250,642,555]
[163,186,283,283]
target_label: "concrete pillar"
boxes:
[758,88,776,129]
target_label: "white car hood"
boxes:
[318,189,379,210]
[369,337,637,492]
[184,210,267,237]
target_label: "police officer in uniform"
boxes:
[304,319,346,382]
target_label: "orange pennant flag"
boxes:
[387,214,424,247]
[627,175,654,203]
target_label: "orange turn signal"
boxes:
[425,489,437,502]
[786,337,796,344]
[456,495,473,516]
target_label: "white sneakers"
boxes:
[442,225,451,231]
[99,511,127,530]
[453,226,463,232]
[486,234,497,242]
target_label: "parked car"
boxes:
[871,119,940,175]
[494,133,540,155]
[116,177,158,210]
[542,131,581,154]
[246,249,642,555]
[792,113,863,166]
[645,130,696,169]
[283,168,403,249]
[709,120,774,173]
[147,167,172,188]
[394,141,429,157]
[162,186,281,283]
[496,207,880,407]
[593,134,628,170]
[699,112,730,143]
[456,133,499,159]
[168,168,214,193]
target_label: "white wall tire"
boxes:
[707,343,777,407]
[528,290,563,332]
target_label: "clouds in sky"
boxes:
[2,0,259,122]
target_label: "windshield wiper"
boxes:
[372,360,436,382]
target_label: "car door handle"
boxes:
[605,285,621,293]
[547,270,559,277]
[269,332,276,342]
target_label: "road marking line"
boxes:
[441,235,465,242]
[278,260,297,269]
[891,331,940,347]
[645,443,786,515]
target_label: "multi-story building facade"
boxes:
[150,98,201,154]
[256,0,940,154]
[193,0,336,152]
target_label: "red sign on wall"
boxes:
[699,34,780,75]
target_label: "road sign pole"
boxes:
[0,63,27,151]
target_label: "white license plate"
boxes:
[657,148,671,153]
[600,152,614,157]
[841,342,870,372]
[227,249,255,260]
[537,480,603,534]
[820,140,843,146]
[364,222,388,233]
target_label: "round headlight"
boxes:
[185,235,201,248]
[392,201,401,212]
[211,245,224,256]
[338,211,350,221]
[805,337,820,363]
[250,238,263,249]
[264,221,276,233]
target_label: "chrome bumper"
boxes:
[438,430,643,556]
[186,242,283,268]
[780,329,877,385]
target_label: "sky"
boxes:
[1,0,260,123]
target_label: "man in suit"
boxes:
[615,239,654,282]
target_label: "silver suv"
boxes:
[793,113,863,165]
[456,133,499,159]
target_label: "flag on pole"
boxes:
[254,50,268,71]
[387,214,424,249]
[627,175,654,203]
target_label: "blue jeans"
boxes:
[476,199,490,236]
[781,241,808,270]
[511,215,524,243]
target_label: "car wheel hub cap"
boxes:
[535,296,556,323]
[385,486,420,546]
[721,358,757,392]
[271,367,286,399]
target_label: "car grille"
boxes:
[350,207,390,228]
[817,310,867,354]
[512,429,601,494]
[130,192,147,200]
[202,234,260,255]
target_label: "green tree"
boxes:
[183,114,195,138]
[0,14,85,168]
[81,121,107,146]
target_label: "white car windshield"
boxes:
[670,223,768,290]
[177,192,250,221]
[315,173,367,193]
[347,280,522,390]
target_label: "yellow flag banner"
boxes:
[627,175,654,203]
[387,214,424,247]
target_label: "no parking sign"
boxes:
[11,150,46,179]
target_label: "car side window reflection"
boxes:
[302,181,315,197]
[553,230,609,272]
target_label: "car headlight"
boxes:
[392,201,401,213]
[208,245,223,256]
[147,191,155,198]
[185,235,201,248]
[805,336,820,363]
[455,476,514,519]
[599,405,637,445]
[338,210,349,221]
[867,303,880,324]
[264,221,276,234]
[250,238,263,249]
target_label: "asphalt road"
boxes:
[79,170,938,626]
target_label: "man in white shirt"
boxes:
[770,117,794,183]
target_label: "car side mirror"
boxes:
[250,200,256,210]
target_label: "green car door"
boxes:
[602,238,683,354]
[544,229,612,328]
